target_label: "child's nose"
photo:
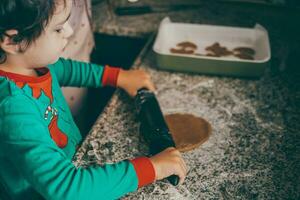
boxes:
[64,22,74,39]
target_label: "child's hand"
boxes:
[149,147,188,185]
[117,69,156,97]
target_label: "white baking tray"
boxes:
[153,17,271,77]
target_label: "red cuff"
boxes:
[101,65,120,87]
[130,157,156,188]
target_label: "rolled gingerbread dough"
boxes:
[164,113,212,152]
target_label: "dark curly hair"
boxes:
[0,0,66,64]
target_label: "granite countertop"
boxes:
[73,1,300,199]
[92,0,299,38]
[92,0,210,38]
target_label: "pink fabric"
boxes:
[61,0,94,116]
[62,0,94,62]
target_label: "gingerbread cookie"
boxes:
[233,47,255,55]
[234,53,254,60]
[177,41,197,49]
[169,41,256,61]
[165,113,212,152]
[170,41,197,55]
[205,53,221,57]
[233,46,255,60]
[205,42,232,57]
[170,48,195,54]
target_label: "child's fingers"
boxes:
[180,158,187,175]
[172,149,187,174]
[180,155,188,175]
[139,74,155,91]
[145,80,156,92]
[171,149,187,185]
[175,162,186,185]
[139,80,155,93]
[178,156,187,184]
[140,70,156,92]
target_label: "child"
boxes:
[0,0,187,200]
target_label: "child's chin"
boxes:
[49,57,60,64]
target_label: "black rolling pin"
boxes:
[135,88,179,186]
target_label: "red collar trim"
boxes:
[0,67,50,83]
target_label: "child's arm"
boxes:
[0,95,155,200]
[48,58,156,96]
[49,58,120,88]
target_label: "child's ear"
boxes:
[0,30,20,55]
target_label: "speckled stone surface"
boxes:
[92,0,299,38]
[74,1,300,199]
[73,51,299,199]
[92,0,208,37]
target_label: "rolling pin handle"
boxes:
[167,175,180,186]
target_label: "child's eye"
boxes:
[55,28,63,33]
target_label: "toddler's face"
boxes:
[22,0,73,67]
